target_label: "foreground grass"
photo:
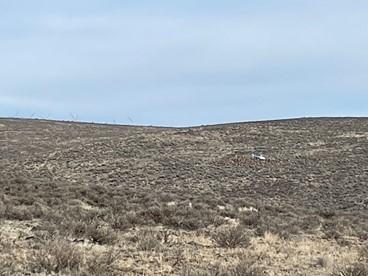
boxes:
[0,178,367,275]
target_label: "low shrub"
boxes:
[239,212,262,228]
[85,222,117,245]
[28,239,83,274]
[61,219,117,245]
[211,226,250,248]
[133,229,162,251]
[109,213,132,231]
[231,259,264,276]
[84,248,121,276]
[318,209,336,219]
[331,262,368,276]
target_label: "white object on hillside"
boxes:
[251,153,266,160]
[238,206,259,213]
[166,201,176,207]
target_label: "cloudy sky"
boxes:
[1,1,367,126]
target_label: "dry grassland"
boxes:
[0,117,367,275]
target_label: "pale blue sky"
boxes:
[1,1,367,126]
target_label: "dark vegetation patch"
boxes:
[211,225,251,248]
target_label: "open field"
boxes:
[0,117,367,275]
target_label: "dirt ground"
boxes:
[0,117,367,275]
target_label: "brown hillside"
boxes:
[0,117,367,275]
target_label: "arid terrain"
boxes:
[0,117,367,275]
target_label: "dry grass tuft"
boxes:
[84,248,122,276]
[181,259,263,276]
[332,262,368,276]
[131,229,163,251]
[28,239,83,274]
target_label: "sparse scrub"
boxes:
[174,204,219,230]
[3,204,35,221]
[0,257,17,276]
[231,259,264,276]
[181,259,263,276]
[298,215,321,233]
[319,209,337,219]
[0,238,18,275]
[83,222,117,245]
[132,229,162,251]
[359,244,368,261]
[1,118,368,275]
[125,210,142,225]
[239,211,262,228]
[83,248,121,276]
[323,222,342,241]
[139,204,218,230]
[109,213,132,230]
[181,263,228,276]
[211,225,250,248]
[28,239,83,274]
[331,262,368,276]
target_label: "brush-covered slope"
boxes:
[0,117,367,275]
[1,118,367,211]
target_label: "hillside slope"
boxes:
[0,117,367,275]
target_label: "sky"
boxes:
[0,1,367,126]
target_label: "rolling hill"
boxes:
[0,117,367,275]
